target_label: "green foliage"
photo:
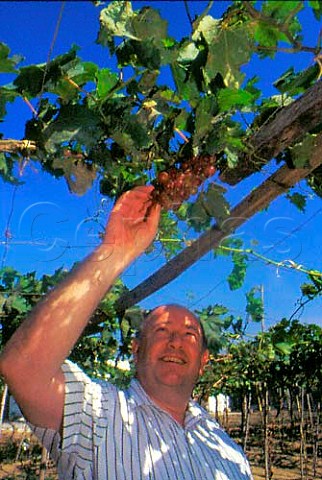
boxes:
[185,183,230,231]
[309,0,322,20]
[0,42,23,73]
[301,270,322,299]
[0,152,22,184]
[203,317,322,406]
[0,267,67,345]
[290,134,319,168]
[215,238,249,290]
[245,287,264,323]
[0,267,130,381]
[286,191,306,212]
[197,304,233,353]
[274,64,319,96]
[0,0,320,219]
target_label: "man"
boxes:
[0,186,253,479]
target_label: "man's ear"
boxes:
[199,349,209,376]
[131,338,140,364]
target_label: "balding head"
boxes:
[136,304,208,351]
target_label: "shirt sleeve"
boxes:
[30,360,110,480]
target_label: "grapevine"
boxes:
[152,154,217,210]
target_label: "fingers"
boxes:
[144,200,161,228]
[113,186,157,222]
[104,186,160,256]
[113,186,152,210]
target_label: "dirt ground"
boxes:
[1,416,321,480]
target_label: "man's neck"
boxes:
[139,381,191,426]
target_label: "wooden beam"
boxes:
[0,139,37,154]
[220,80,322,184]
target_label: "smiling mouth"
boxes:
[161,356,186,365]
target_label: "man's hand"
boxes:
[104,186,161,263]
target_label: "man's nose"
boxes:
[168,331,182,347]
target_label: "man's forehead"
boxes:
[145,305,201,330]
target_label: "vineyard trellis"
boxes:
[1,1,322,479]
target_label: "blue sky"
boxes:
[1,1,321,333]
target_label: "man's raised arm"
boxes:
[0,186,160,431]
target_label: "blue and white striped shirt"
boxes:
[32,361,253,480]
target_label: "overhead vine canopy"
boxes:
[1,0,322,312]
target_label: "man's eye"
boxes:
[156,327,166,333]
[186,331,196,337]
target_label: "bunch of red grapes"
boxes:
[152,154,216,210]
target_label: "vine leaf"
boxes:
[43,104,103,152]
[0,43,23,73]
[203,184,231,226]
[132,7,168,42]
[274,341,294,356]
[52,157,97,195]
[0,85,19,121]
[216,238,248,291]
[186,184,230,232]
[290,134,317,168]
[0,153,21,185]
[97,1,137,47]
[13,48,79,98]
[228,248,248,291]
[193,95,219,145]
[218,88,258,112]
[246,288,264,323]
[97,3,168,55]
[6,295,30,314]
[286,192,306,212]
[194,18,252,88]
[309,0,322,20]
[96,68,119,99]
[273,64,319,96]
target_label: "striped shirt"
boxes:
[31,361,253,480]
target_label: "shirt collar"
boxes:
[128,378,205,428]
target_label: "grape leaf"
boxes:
[177,41,200,65]
[218,87,256,112]
[204,25,252,88]
[246,288,264,322]
[132,7,168,41]
[309,0,322,20]
[186,198,211,232]
[192,15,220,44]
[185,184,230,232]
[286,192,306,212]
[193,95,219,145]
[0,153,21,184]
[117,37,162,70]
[6,294,30,314]
[43,104,103,152]
[273,65,319,96]
[52,157,97,195]
[203,184,230,227]
[227,248,248,290]
[274,341,294,356]
[171,61,200,105]
[262,1,303,21]
[97,1,137,48]
[13,49,79,97]
[0,43,23,73]
[0,85,19,120]
[290,134,317,168]
[96,68,119,99]
[254,21,289,50]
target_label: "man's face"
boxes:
[132,305,209,398]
